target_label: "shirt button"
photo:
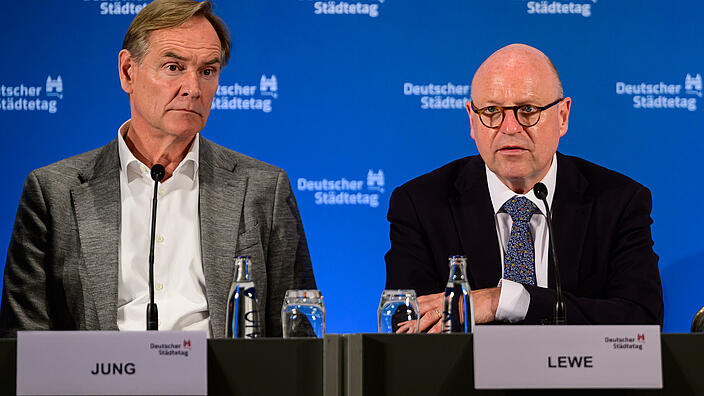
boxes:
[158,320,162,328]
[155,283,164,291]
[156,235,164,243]
[158,188,165,196]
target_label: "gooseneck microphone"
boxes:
[147,164,165,331]
[533,182,566,325]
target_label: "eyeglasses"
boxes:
[470,98,563,129]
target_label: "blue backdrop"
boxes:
[1,0,702,333]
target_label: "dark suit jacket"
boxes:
[385,153,663,325]
[0,136,316,337]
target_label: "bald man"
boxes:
[384,44,663,332]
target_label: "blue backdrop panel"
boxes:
[1,0,702,333]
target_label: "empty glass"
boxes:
[377,289,420,333]
[281,289,325,338]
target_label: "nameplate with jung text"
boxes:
[17,331,206,395]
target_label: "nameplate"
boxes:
[17,331,207,395]
[473,325,662,389]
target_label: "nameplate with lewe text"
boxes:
[473,325,662,389]
[17,331,207,395]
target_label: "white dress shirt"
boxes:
[116,120,211,336]
[488,154,557,323]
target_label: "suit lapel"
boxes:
[198,138,246,338]
[71,141,121,330]
[449,157,502,289]
[548,153,592,291]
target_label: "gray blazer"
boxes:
[0,136,316,338]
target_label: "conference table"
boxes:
[1,333,702,395]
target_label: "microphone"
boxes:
[147,164,165,331]
[692,306,704,333]
[533,182,566,325]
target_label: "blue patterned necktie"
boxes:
[502,196,538,286]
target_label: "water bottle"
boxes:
[441,255,474,333]
[225,256,261,338]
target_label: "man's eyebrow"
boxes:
[159,52,220,66]
[161,51,187,61]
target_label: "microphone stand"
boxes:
[147,164,165,331]
[534,182,566,325]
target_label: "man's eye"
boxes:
[484,106,500,114]
[166,64,179,72]
[203,69,212,76]
[520,105,537,113]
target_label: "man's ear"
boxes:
[118,49,136,94]
[557,97,571,137]
[466,101,477,141]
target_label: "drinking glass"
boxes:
[281,289,325,338]
[377,289,419,333]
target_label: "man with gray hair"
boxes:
[0,0,315,337]
[385,44,663,332]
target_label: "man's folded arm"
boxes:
[265,170,316,336]
[0,171,52,337]
[522,186,663,325]
[274,171,316,291]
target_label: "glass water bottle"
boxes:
[441,255,474,333]
[225,256,262,338]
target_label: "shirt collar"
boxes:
[117,119,200,183]
[485,153,557,216]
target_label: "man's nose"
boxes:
[180,71,202,98]
[499,109,522,135]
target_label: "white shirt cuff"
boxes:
[495,279,530,323]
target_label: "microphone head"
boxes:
[533,182,548,200]
[151,164,165,182]
[692,306,704,333]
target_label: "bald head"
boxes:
[471,44,563,100]
[465,43,571,194]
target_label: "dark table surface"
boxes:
[1,333,702,395]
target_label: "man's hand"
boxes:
[395,292,445,333]
[472,287,501,324]
[395,287,501,333]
